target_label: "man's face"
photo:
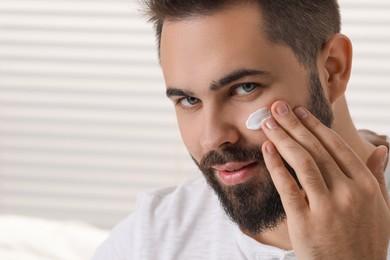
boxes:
[160,3,332,234]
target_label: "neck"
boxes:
[332,95,376,163]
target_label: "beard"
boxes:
[193,71,334,235]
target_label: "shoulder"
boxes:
[133,178,239,258]
[139,177,210,204]
[138,177,214,213]
[358,129,390,192]
[93,178,234,260]
[134,178,223,232]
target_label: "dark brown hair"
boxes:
[143,0,341,69]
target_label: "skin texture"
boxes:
[160,2,390,259]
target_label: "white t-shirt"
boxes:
[93,159,390,260]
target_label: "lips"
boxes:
[213,160,258,186]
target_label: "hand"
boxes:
[261,100,390,260]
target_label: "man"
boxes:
[94,0,390,259]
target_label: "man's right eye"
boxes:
[177,96,200,108]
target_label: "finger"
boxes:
[366,145,390,207]
[292,106,368,180]
[262,141,309,216]
[269,101,345,187]
[358,129,389,147]
[262,116,329,200]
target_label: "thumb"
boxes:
[366,145,389,207]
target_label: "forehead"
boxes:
[160,3,264,57]
[159,2,303,89]
[161,5,262,71]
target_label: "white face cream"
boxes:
[245,107,271,130]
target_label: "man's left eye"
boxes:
[233,83,259,95]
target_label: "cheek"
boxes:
[265,83,311,111]
[244,128,269,148]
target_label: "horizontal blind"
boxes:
[0,0,389,229]
[340,1,390,132]
[0,0,199,229]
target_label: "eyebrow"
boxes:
[166,88,194,99]
[210,69,269,91]
[166,68,269,98]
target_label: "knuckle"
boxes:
[299,156,315,171]
[307,114,323,130]
[297,160,325,191]
[301,170,322,189]
[311,141,327,158]
[285,142,302,156]
[295,130,312,144]
[361,176,379,197]
[285,117,301,130]
[310,142,333,164]
[329,135,347,152]
[282,184,303,205]
[338,178,380,211]
[342,187,357,205]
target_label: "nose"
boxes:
[200,107,240,152]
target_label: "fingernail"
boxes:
[276,103,289,116]
[264,118,278,129]
[266,142,276,155]
[295,107,308,120]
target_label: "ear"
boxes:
[319,34,353,104]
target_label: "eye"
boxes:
[177,96,200,108]
[232,83,260,95]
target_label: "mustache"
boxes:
[195,145,264,171]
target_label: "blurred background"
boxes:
[0,0,389,259]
